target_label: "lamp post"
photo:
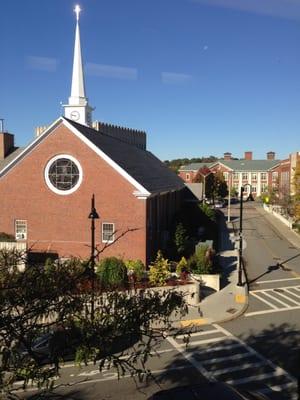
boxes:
[88,194,99,321]
[227,172,232,223]
[237,184,251,286]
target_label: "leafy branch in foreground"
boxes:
[0,251,188,399]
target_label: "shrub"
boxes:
[187,245,214,274]
[148,251,170,286]
[0,232,15,242]
[174,223,190,257]
[96,257,128,289]
[125,259,145,282]
[199,203,216,222]
[176,256,189,275]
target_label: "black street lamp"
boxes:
[237,184,251,286]
[88,194,99,321]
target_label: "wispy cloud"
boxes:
[85,63,138,80]
[26,56,59,72]
[190,0,300,21]
[161,72,192,85]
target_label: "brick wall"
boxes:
[0,125,147,263]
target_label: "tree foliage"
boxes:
[148,251,170,286]
[0,251,187,399]
[164,156,218,174]
[292,161,300,222]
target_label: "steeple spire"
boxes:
[63,4,93,126]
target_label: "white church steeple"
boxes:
[64,5,93,126]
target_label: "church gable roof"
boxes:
[0,117,184,196]
[65,118,184,195]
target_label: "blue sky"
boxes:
[1,0,300,161]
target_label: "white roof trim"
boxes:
[62,118,150,197]
[0,117,63,177]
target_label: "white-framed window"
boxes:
[102,223,115,243]
[272,172,278,182]
[261,172,267,181]
[233,182,239,190]
[251,173,257,182]
[44,154,83,196]
[251,184,257,193]
[233,172,239,180]
[242,172,248,181]
[186,173,190,181]
[15,220,27,240]
[261,183,268,193]
[223,172,228,181]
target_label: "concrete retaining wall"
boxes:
[263,204,293,229]
[192,273,220,292]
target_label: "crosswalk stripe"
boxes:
[250,291,278,309]
[200,352,252,365]
[245,306,300,317]
[176,328,219,340]
[251,285,300,293]
[212,361,266,376]
[262,291,290,307]
[179,336,226,347]
[272,290,300,305]
[226,370,285,386]
[285,288,300,299]
[190,342,242,355]
[256,277,300,284]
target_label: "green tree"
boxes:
[148,251,170,286]
[174,223,190,257]
[0,251,187,399]
[96,257,128,289]
[292,161,300,222]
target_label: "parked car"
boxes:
[148,382,272,400]
[214,200,226,208]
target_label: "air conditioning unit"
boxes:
[16,233,26,240]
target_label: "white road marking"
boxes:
[256,277,300,284]
[179,336,226,347]
[249,291,278,309]
[191,342,242,355]
[226,370,285,386]
[245,306,300,317]
[285,288,300,299]
[176,328,219,340]
[212,361,266,376]
[199,352,252,365]
[262,291,290,307]
[247,285,300,316]
[272,290,300,305]
[166,335,216,381]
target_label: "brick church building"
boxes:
[0,6,185,265]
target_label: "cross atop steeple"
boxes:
[63,4,93,126]
[74,4,81,21]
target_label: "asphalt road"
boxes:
[19,202,300,400]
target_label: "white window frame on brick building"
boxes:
[251,184,257,193]
[261,172,267,181]
[102,223,115,243]
[251,173,257,182]
[233,172,239,180]
[15,220,27,240]
[242,172,248,181]
[272,172,278,182]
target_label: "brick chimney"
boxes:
[0,120,15,160]
[244,151,253,161]
[267,151,275,160]
[224,152,232,161]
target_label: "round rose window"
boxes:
[45,155,83,195]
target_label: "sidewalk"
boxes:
[174,214,249,329]
[255,204,300,250]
